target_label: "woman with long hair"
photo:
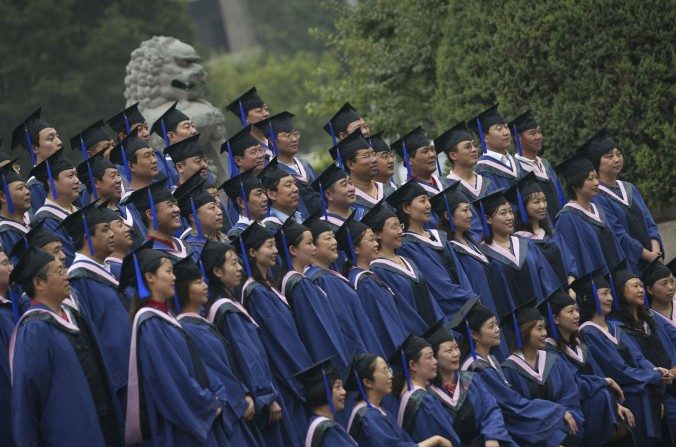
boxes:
[387,180,475,318]
[201,239,294,447]
[123,245,226,446]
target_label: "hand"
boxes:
[434,435,453,447]
[644,250,660,262]
[485,440,500,447]
[563,411,578,435]
[243,395,255,421]
[656,367,672,384]
[605,378,624,402]
[268,401,282,424]
[617,404,635,427]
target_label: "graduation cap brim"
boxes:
[224,87,265,118]
[150,101,190,137]
[252,111,296,137]
[509,110,538,133]
[385,179,429,209]
[323,102,362,136]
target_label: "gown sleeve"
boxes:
[469,378,515,445]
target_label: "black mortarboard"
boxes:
[537,289,576,340]
[69,120,112,158]
[124,178,173,230]
[390,126,431,160]
[575,129,616,161]
[667,258,676,276]
[368,130,390,153]
[502,302,543,350]
[423,320,456,354]
[467,104,506,136]
[28,149,74,198]
[98,204,123,224]
[199,240,233,273]
[258,157,291,190]
[323,102,362,136]
[471,188,507,238]
[219,167,263,205]
[335,214,368,265]
[252,111,295,137]
[150,102,190,144]
[360,199,396,232]
[173,173,216,222]
[430,181,465,220]
[106,102,146,135]
[329,130,370,167]
[433,121,472,155]
[504,172,542,222]
[388,334,431,391]
[163,134,204,163]
[173,256,203,283]
[0,162,23,215]
[220,125,260,156]
[232,222,273,278]
[224,87,265,125]
[344,353,379,400]
[509,110,538,134]
[641,259,672,287]
[109,129,150,181]
[11,108,52,164]
[76,153,116,196]
[119,242,168,297]
[25,220,59,249]
[302,211,334,240]
[612,269,640,304]
[570,268,610,316]
[9,246,55,290]
[554,154,595,182]
[58,201,109,255]
[385,179,428,209]
[293,356,340,412]
[274,218,309,267]
[309,163,348,193]
[448,297,495,359]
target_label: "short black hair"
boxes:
[24,263,50,299]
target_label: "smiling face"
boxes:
[487,202,514,237]
[188,277,209,307]
[573,170,600,200]
[325,177,356,209]
[473,316,501,350]
[410,145,437,177]
[234,145,266,173]
[355,229,379,264]
[95,168,123,201]
[148,199,181,233]
[553,304,580,337]
[289,231,316,269]
[402,194,432,225]
[313,230,338,266]
[621,277,646,308]
[250,237,278,271]
[525,191,548,223]
[331,379,347,412]
[448,139,479,168]
[109,219,133,253]
[214,249,243,290]
[597,287,614,316]
[176,154,208,180]
[377,216,404,250]
[53,168,81,203]
[523,319,548,350]
[451,202,473,233]
[364,357,393,396]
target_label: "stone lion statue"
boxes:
[124,36,228,177]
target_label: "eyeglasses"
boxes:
[377,151,395,160]
[379,366,393,377]
[387,222,405,231]
[244,146,266,156]
[48,267,68,277]
[357,235,377,244]
[279,131,301,139]
[353,151,376,160]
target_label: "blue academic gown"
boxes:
[579,320,666,444]
[395,387,461,446]
[650,308,676,348]
[305,414,357,446]
[281,271,351,375]
[594,180,662,273]
[126,307,225,446]
[0,218,29,262]
[208,297,294,447]
[105,256,123,281]
[26,176,47,211]
[515,229,579,289]
[155,150,179,186]
[397,229,476,318]
[449,237,513,360]
[446,172,494,243]
[67,256,131,408]
[353,182,395,221]
[30,202,76,266]
[347,268,408,357]
[370,257,444,330]
[147,235,193,262]
[178,314,261,446]
[243,278,313,447]
[346,402,417,447]
[461,354,571,447]
[12,304,122,446]
[305,265,384,357]
[555,202,626,277]
[480,236,560,308]
[428,373,517,447]
[0,297,16,447]
[277,157,319,218]
[118,201,148,249]
[545,339,625,446]
[474,153,523,191]
[502,350,584,446]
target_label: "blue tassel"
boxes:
[401,350,413,392]
[123,113,131,134]
[237,237,253,278]
[82,213,95,256]
[198,260,207,282]
[120,142,132,181]
[227,141,239,178]
[401,141,412,180]
[79,136,89,161]
[238,178,251,219]
[479,202,491,238]
[160,119,170,147]
[86,161,99,202]
[476,118,487,155]
[133,253,150,299]
[238,100,248,126]
[516,189,528,223]
[466,320,477,360]
[345,228,358,266]
[547,303,559,340]
[321,365,336,415]
[318,181,328,220]
[8,288,21,323]
[512,124,523,157]
[554,177,567,209]
[328,121,343,169]
[442,192,455,234]
[190,198,203,238]
[45,159,58,200]
[148,189,158,231]
[23,125,37,166]
[268,121,278,157]
[353,369,373,408]
[2,174,15,214]
[279,229,294,270]
[607,273,620,311]
[591,275,602,315]
[173,286,181,314]
[511,312,523,351]
[435,156,443,178]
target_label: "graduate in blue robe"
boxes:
[577,129,662,273]
[451,298,574,447]
[10,247,122,446]
[0,217,29,260]
[642,260,676,347]
[274,218,351,375]
[0,163,31,258]
[122,247,227,446]
[0,249,17,447]
[385,181,476,318]
[294,358,358,446]
[424,320,517,446]
[543,289,635,446]
[234,223,314,446]
[500,306,584,446]
[389,335,462,446]
[220,166,269,241]
[202,240,294,447]
[336,217,408,357]
[573,272,668,445]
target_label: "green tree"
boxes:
[0,0,194,166]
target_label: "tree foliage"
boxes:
[311,0,675,208]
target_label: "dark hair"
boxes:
[611,284,656,333]
[507,319,542,353]
[340,229,367,276]
[435,203,472,240]
[23,264,50,299]
[129,256,170,321]
[395,203,411,229]
[391,350,426,397]
[564,171,592,200]
[307,375,340,409]
[205,252,232,305]
[513,192,553,235]
[248,236,275,287]
[274,231,306,289]
[481,197,509,244]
